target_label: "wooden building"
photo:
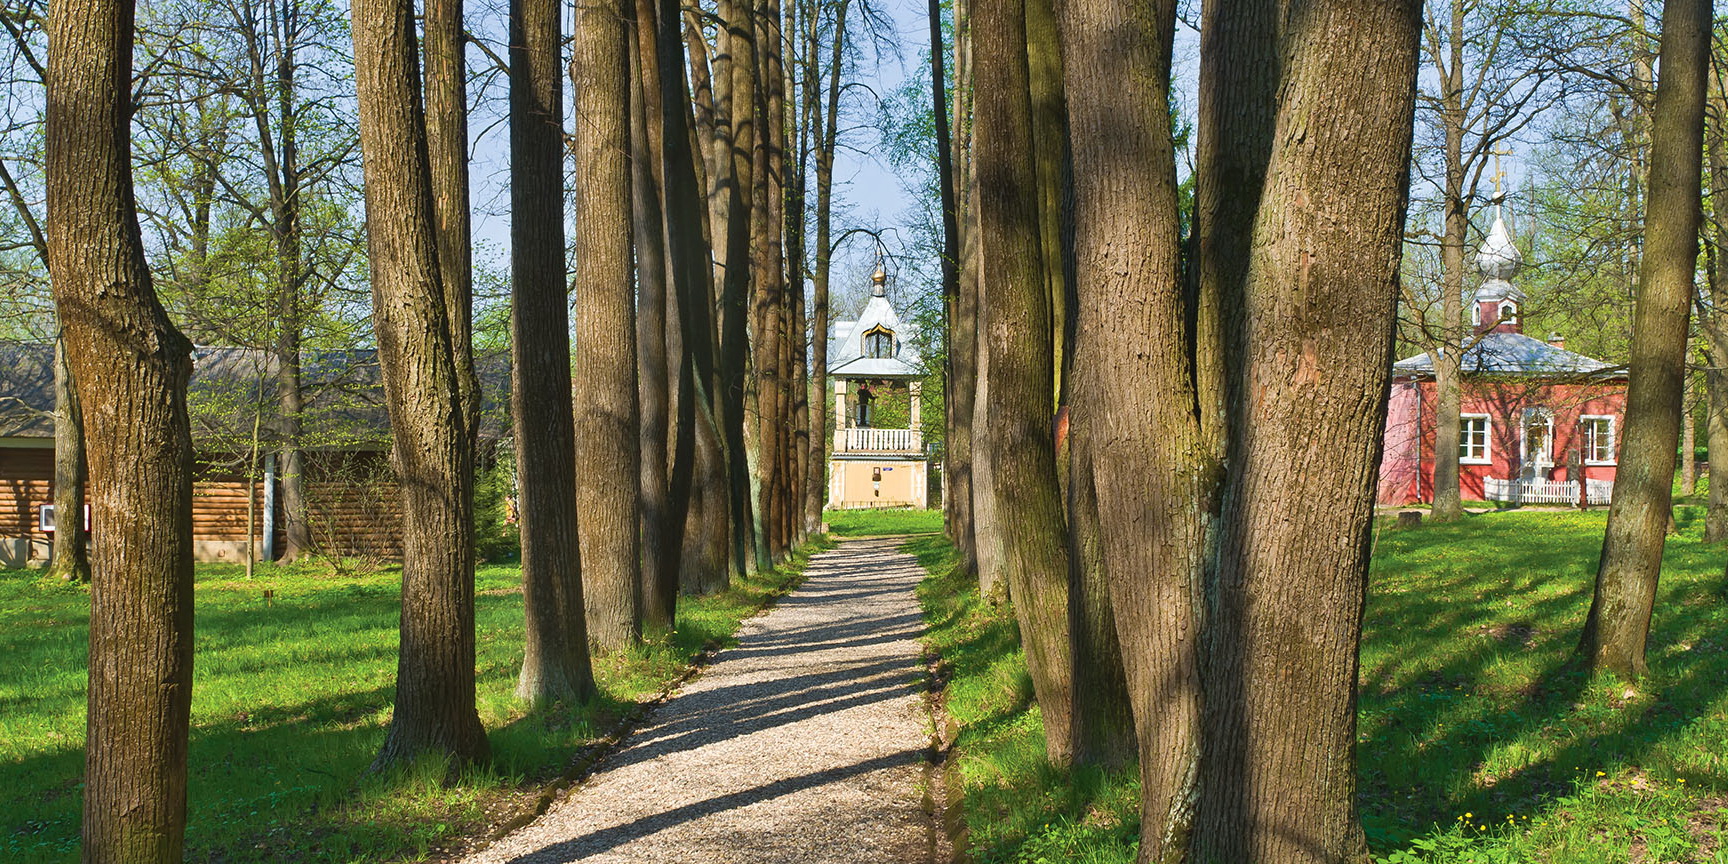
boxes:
[826,268,930,509]
[0,343,405,566]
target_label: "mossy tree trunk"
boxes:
[1580,0,1709,681]
[974,0,1073,765]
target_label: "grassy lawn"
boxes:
[823,507,944,536]
[0,540,825,863]
[913,506,1728,863]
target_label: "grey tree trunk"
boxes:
[47,0,198,853]
[353,0,488,769]
[1579,0,1709,681]
[511,0,594,705]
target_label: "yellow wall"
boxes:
[828,459,927,509]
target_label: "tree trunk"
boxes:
[631,0,679,631]
[718,0,757,577]
[424,0,480,435]
[974,0,1073,765]
[805,0,847,533]
[46,335,89,583]
[352,0,488,769]
[930,0,967,555]
[511,0,595,705]
[1681,369,1697,495]
[48,0,197,853]
[660,0,730,596]
[1702,83,1728,544]
[1058,0,1203,841]
[1579,0,1709,681]
[1191,1,1421,858]
[1429,0,1467,523]
[574,0,644,652]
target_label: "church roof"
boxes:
[1393,332,1622,378]
[827,275,923,378]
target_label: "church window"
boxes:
[864,327,894,359]
[1498,300,1518,324]
[1460,415,1490,464]
[1582,415,1616,464]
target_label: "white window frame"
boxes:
[1498,300,1518,324]
[1520,407,1555,469]
[1581,414,1616,465]
[1471,303,1483,326]
[1459,414,1491,465]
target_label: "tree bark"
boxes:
[352,0,489,769]
[1190,1,1420,859]
[930,0,967,554]
[46,334,89,583]
[718,0,757,577]
[511,0,594,705]
[574,0,644,652]
[1579,0,1708,680]
[805,0,848,533]
[974,0,1073,765]
[424,0,480,436]
[1058,0,1202,841]
[48,0,197,854]
[1429,0,1467,524]
[1702,81,1728,544]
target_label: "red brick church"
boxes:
[1377,208,1628,506]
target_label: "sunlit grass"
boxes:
[911,506,1728,863]
[823,507,944,536]
[0,539,825,863]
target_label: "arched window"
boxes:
[864,326,894,359]
[1498,300,1518,324]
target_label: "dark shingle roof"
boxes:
[1393,332,1622,378]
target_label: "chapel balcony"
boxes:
[835,426,923,455]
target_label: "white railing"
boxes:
[1483,476,1613,506]
[839,427,922,453]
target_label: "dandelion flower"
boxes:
[1596,771,1605,777]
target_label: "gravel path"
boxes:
[461,536,937,864]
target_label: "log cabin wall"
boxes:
[0,442,404,565]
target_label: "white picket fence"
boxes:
[1484,476,1613,506]
[839,427,922,453]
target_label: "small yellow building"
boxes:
[827,269,928,509]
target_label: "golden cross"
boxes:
[1491,144,1513,199]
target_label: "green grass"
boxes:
[907,535,1140,864]
[823,507,944,537]
[910,507,1728,863]
[0,539,826,863]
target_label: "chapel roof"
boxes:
[1392,332,1622,378]
[826,269,923,378]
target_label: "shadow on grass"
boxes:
[1358,506,1728,852]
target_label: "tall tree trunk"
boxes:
[1429,0,1467,523]
[48,0,197,852]
[46,335,89,583]
[1703,83,1728,544]
[424,0,480,434]
[1058,0,1200,841]
[511,0,594,704]
[1681,370,1697,495]
[805,0,847,533]
[1190,0,1420,858]
[718,0,757,577]
[665,0,731,595]
[574,0,644,651]
[750,0,786,566]
[631,0,678,630]
[353,0,488,769]
[974,0,1073,765]
[930,0,967,553]
[1579,0,1708,680]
